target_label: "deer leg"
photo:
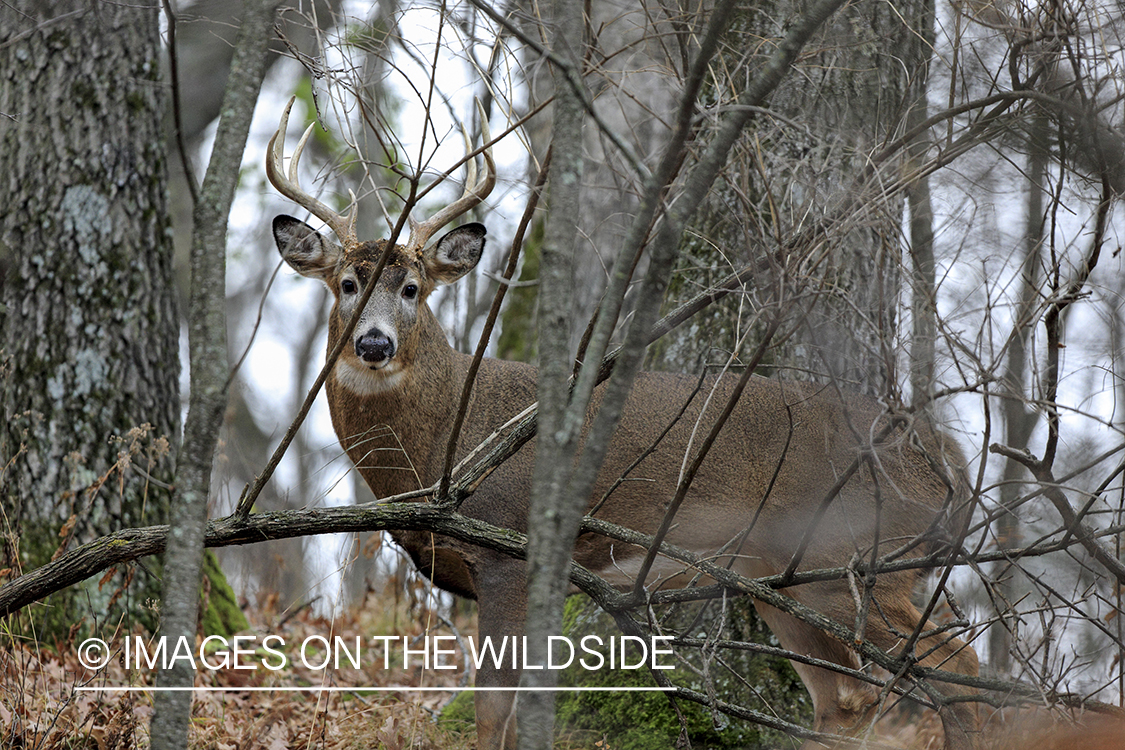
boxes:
[753,600,880,749]
[861,596,981,750]
[475,679,518,750]
[472,556,526,750]
[759,576,980,750]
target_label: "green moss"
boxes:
[554,597,809,749]
[437,597,811,748]
[9,524,243,642]
[9,514,163,639]
[71,79,98,110]
[437,691,477,735]
[496,216,543,363]
[199,550,249,637]
[46,29,70,50]
[126,90,147,113]
[341,16,392,52]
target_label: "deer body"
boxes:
[267,100,980,750]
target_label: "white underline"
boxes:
[76,686,676,693]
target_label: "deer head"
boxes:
[267,97,495,388]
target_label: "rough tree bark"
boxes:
[656,0,937,398]
[0,0,179,634]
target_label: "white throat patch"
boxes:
[334,359,405,396]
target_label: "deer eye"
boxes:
[402,283,418,300]
[341,278,357,295]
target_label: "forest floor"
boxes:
[4,589,1121,749]
[0,588,479,750]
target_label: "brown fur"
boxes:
[983,714,1125,750]
[273,217,982,750]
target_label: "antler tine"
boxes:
[406,100,497,252]
[461,126,479,198]
[267,96,358,248]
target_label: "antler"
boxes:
[406,102,497,253]
[267,96,359,249]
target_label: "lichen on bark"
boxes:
[0,1,180,635]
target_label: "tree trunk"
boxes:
[520,2,587,746]
[150,1,279,746]
[989,112,1049,674]
[0,0,179,634]
[657,0,934,395]
[906,1,939,409]
[512,0,677,355]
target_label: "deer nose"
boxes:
[356,331,395,363]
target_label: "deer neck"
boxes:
[325,308,467,500]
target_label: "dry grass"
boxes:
[5,596,1124,749]
[0,597,478,750]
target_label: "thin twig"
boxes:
[160,0,199,205]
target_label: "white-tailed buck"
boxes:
[268,99,981,750]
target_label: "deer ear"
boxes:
[424,223,486,285]
[272,215,341,281]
